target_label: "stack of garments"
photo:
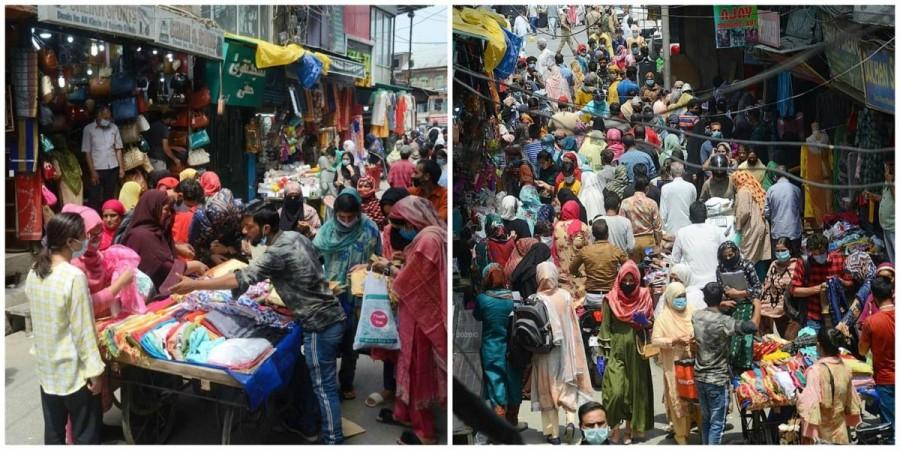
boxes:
[842,353,876,390]
[822,219,880,255]
[734,354,815,410]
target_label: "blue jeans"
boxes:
[697,381,729,445]
[876,384,895,444]
[303,321,345,444]
[529,16,538,32]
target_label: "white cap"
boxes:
[682,83,693,92]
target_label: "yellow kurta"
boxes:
[801,145,833,224]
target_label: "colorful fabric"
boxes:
[732,170,766,213]
[606,260,653,327]
[314,188,382,283]
[791,251,848,321]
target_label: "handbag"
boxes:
[170,73,190,94]
[67,104,90,125]
[110,73,136,97]
[191,111,209,129]
[245,121,260,154]
[674,349,699,403]
[169,130,188,147]
[782,259,807,326]
[189,129,210,149]
[40,134,54,153]
[190,87,212,110]
[122,147,152,172]
[68,85,88,103]
[119,122,141,144]
[136,114,150,132]
[89,77,112,97]
[135,77,150,113]
[636,327,660,359]
[353,272,401,351]
[42,160,58,181]
[41,75,55,103]
[40,105,54,127]
[112,97,138,122]
[187,148,210,167]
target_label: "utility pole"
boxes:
[390,13,397,85]
[662,6,671,90]
[407,10,414,87]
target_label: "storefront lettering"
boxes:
[228,56,265,78]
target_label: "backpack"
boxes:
[512,294,554,354]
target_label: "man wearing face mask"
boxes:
[578,402,611,445]
[82,105,125,212]
[699,122,724,166]
[789,233,853,331]
[409,159,447,221]
[172,201,348,444]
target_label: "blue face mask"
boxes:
[813,253,827,265]
[710,130,723,139]
[583,426,609,445]
[399,228,418,241]
[72,238,88,259]
[672,296,688,311]
[645,79,655,87]
[775,250,791,262]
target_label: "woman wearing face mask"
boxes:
[25,213,106,444]
[335,149,360,194]
[599,260,654,444]
[652,282,702,445]
[517,173,545,234]
[370,196,446,445]
[530,261,594,445]
[731,170,772,278]
[499,195,532,239]
[758,238,800,336]
[551,201,591,274]
[557,188,588,223]
[474,263,525,429]
[313,187,382,400]
[834,251,878,339]
[656,263,707,317]
[435,149,448,188]
[716,241,762,371]
[605,128,625,162]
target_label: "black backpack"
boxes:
[512,294,554,354]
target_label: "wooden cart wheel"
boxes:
[217,396,277,445]
[121,380,178,444]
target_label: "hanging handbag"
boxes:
[170,73,190,94]
[189,129,210,149]
[42,160,58,181]
[245,121,260,154]
[139,138,150,153]
[122,147,151,172]
[170,93,188,106]
[136,114,150,132]
[119,122,141,144]
[190,87,211,110]
[41,75,55,104]
[191,111,209,129]
[39,49,58,74]
[187,148,211,167]
[67,104,90,125]
[112,97,138,122]
[40,134,54,153]
[89,77,112,97]
[169,130,188,147]
[110,73,136,97]
[135,77,150,113]
[636,327,660,359]
[40,105,54,127]
[68,85,88,103]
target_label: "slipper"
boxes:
[377,408,411,428]
[365,391,393,408]
[342,390,356,400]
[397,431,423,445]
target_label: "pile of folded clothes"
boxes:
[96,281,293,374]
[733,353,814,410]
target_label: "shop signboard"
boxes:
[329,57,367,79]
[860,42,894,114]
[37,5,154,41]
[346,49,374,88]
[220,41,266,108]
[713,5,758,49]
[157,10,224,60]
[757,10,780,48]
[823,22,865,95]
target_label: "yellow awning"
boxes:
[453,7,508,74]
[225,33,329,74]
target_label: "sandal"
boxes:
[342,390,356,400]
[397,431,424,445]
[365,390,394,408]
[377,408,411,428]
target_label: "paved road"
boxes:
[6,330,446,445]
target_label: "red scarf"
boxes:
[606,260,653,327]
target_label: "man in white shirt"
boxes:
[596,191,635,255]
[513,9,530,40]
[660,161,697,235]
[82,105,124,211]
[672,202,725,289]
[536,38,555,78]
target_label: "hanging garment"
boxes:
[15,173,43,240]
[801,129,833,223]
[776,72,795,118]
[372,90,388,126]
[386,92,397,132]
[395,95,407,135]
[856,109,885,186]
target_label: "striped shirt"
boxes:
[25,263,105,395]
[524,140,543,165]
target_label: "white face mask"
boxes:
[541,236,553,247]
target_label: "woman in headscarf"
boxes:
[530,261,594,445]
[335,150,361,194]
[479,214,517,269]
[378,188,410,259]
[557,188,588,223]
[551,201,591,275]
[660,133,684,168]
[555,151,583,195]
[188,189,245,266]
[655,263,707,317]
[356,175,386,230]
[797,328,863,444]
[854,263,894,328]
[499,195,532,239]
[732,170,772,278]
[835,251,879,339]
[599,260,654,444]
[510,242,552,300]
[605,165,630,199]
[319,148,339,200]
[503,237,540,280]
[579,172,606,223]
[759,238,800,337]
[475,263,523,427]
[517,174,544,234]
[99,200,125,251]
[199,171,221,197]
[279,181,306,232]
[613,45,628,72]
[371,196,446,445]
[122,191,205,290]
[313,187,382,400]
[118,181,142,212]
[651,282,702,445]
[605,128,625,162]
[570,60,585,94]
[716,241,762,371]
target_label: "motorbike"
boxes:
[580,294,604,389]
[852,387,893,445]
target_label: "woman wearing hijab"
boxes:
[199,171,221,198]
[655,263,706,317]
[378,188,410,259]
[499,195,532,239]
[605,128,625,162]
[531,261,594,445]
[835,251,879,338]
[357,175,386,229]
[188,189,245,266]
[118,181,142,212]
[503,237,539,280]
[99,200,125,251]
[475,264,523,426]
[652,282,702,445]
[557,188,588,223]
[759,238,800,337]
[479,214,516,269]
[517,179,544,235]
[660,133,684,168]
[371,196,446,445]
[613,45,628,72]
[732,170,771,277]
[319,148,339,200]
[122,191,205,290]
[551,201,591,273]
[599,260,654,444]
[716,241,762,371]
[314,187,382,400]
[605,165,630,199]
[278,181,306,232]
[579,172,606,223]
[855,263,894,327]
[335,151,361,194]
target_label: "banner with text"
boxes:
[221,41,267,107]
[713,5,758,49]
[860,42,894,114]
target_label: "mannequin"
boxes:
[802,122,832,224]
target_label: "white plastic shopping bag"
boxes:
[353,272,401,351]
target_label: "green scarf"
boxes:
[53,148,83,194]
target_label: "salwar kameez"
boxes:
[599,301,654,433]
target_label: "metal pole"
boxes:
[662,6,671,90]
[407,10,414,87]
[390,12,397,85]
